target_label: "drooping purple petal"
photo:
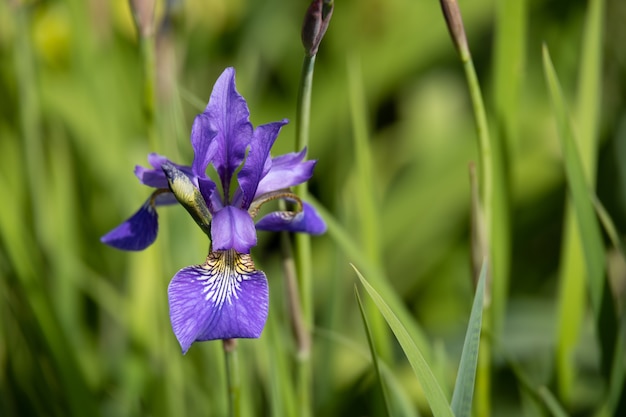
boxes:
[235,120,288,209]
[255,201,326,235]
[211,206,257,253]
[100,199,159,250]
[254,149,316,198]
[168,251,269,353]
[135,153,195,189]
[206,68,253,194]
[191,113,218,177]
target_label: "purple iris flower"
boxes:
[101,67,326,353]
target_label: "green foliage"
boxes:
[1,0,625,416]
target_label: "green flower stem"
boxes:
[461,46,494,417]
[139,34,158,150]
[440,2,495,414]
[296,54,316,154]
[290,53,317,417]
[461,56,493,249]
[223,339,241,417]
[279,226,312,417]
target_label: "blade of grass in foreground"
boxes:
[353,265,454,417]
[450,259,487,417]
[543,44,617,376]
[355,286,392,417]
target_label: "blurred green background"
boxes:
[1,0,626,416]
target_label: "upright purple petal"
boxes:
[168,250,269,353]
[236,120,288,209]
[206,68,253,193]
[191,113,218,177]
[254,149,316,197]
[211,206,257,253]
[255,201,326,235]
[100,199,159,250]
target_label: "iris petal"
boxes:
[168,250,269,353]
[255,149,316,198]
[191,113,218,177]
[255,202,326,235]
[206,67,253,191]
[211,206,257,253]
[100,199,159,250]
[236,120,288,209]
[135,153,195,189]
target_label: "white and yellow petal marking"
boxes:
[198,249,257,306]
[168,249,269,353]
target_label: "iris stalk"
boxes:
[223,339,241,417]
[286,1,335,413]
[129,0,158,149]
[288,50,316,417]
[440,1,494,416]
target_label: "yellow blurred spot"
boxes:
[184,0,244,34]
[32,3,71,68]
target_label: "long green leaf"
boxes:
[355,286,392,417]
[555,0,604,401]
[543,44,616,374]
[450,259,487,417]
[353,265,454,417]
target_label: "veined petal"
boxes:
[135,153,195,189]
[255,149,316,198]
[206,67,253,193]
[236,120,288,209]
[168,250,269,353]
[191,113,218,177]
[255,201,326,235]
[212,206,257,253]
[100,198,159,250]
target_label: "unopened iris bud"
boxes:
[440,0,470,59]
[301,0,334,57]
[129,0,156,38]
[162,162,212,235]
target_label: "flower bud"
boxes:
[129,0,156,38]
[301,0,334,57]
[162,162,212,234]
[440,0,470,59]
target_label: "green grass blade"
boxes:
[352,265,454,417]
[537,386,570,417]
[450,259,487,417]
[555,0,605,401]
[593,196,626,260]
[543,44,617,375]
[543,44,604,312]
[355,286,392,417]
